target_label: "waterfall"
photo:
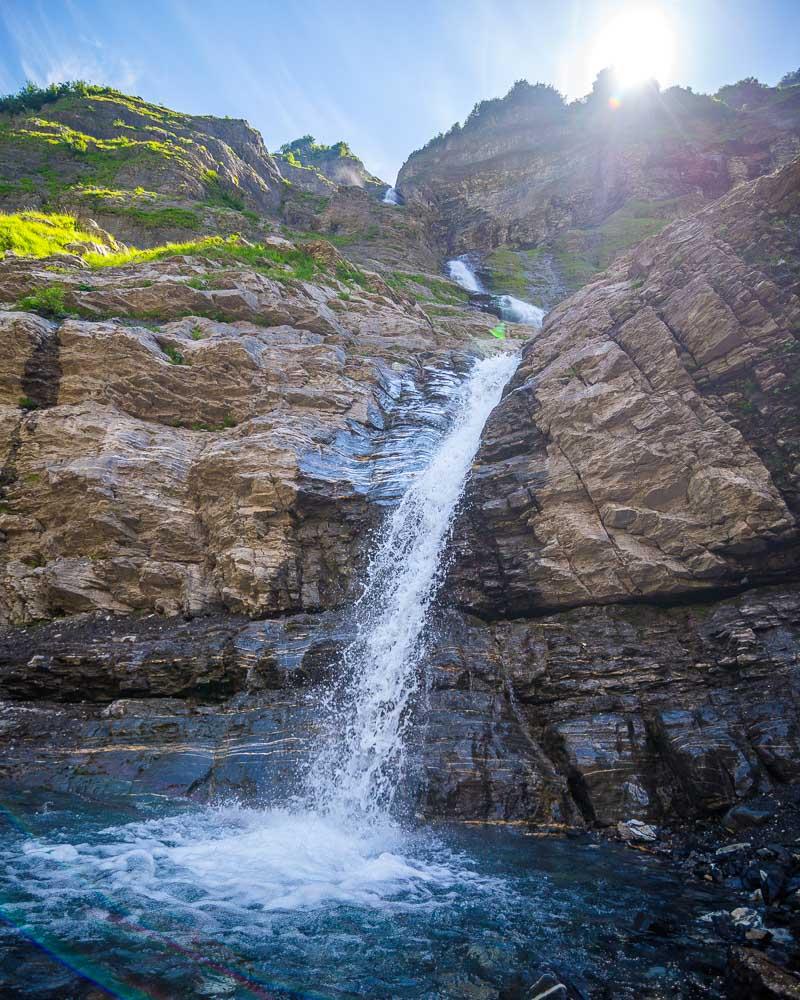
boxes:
[11,353,519,923]
[307,351,518,821]
[446,256,485,293]
[382,186,401,204]
[446,256,546,328]
[496,294,545,328]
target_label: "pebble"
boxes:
[716,842,751,857]
[617,819,658,842]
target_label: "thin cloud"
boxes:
[2,1,141,90]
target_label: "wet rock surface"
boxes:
[1,583,798,830]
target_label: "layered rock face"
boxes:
[451,156,800,615]
[404,154,800,825]
[0,240,486,625]
[397,78,800,273]
[1,585,798,829]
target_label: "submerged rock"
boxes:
[527,972,568,1000]
[727,947,800,998]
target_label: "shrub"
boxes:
[163,345,186,365]
[0,80,116,115]
[279,135,357,164]
[111,205,202,230]
[716,77,770,109]
[190,326,205,339]
[203,169,246,212]
[779,68,800,89]
[18,396,38,410]
[335,261,370,288]
[16,285,68,318]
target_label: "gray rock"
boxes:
[527,972,568,1000]
[617,819,658,842]
[724,803,776,831]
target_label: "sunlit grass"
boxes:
[0,211,96,257]
[84,234,319,281]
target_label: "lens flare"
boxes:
[591,6,676,89]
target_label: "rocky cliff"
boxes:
[452,156,800,615]
[275,135,387,198]
[0,80,799,845]
[397,76,800,299]
[0,84,442,279]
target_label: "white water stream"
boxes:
[446,256,485,293]
[382,186,401,204]
[8,352,518,919]
[496,293,545,327]
[307,351,518,821]
[446,255,545,328]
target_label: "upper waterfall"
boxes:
[446,256,485,294]
[496,294,545,328]
[446,256,545,328]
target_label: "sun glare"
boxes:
[590,6,676,89]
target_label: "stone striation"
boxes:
[0,241,487,624]
[450,156,800,615]
[397,79,800,256]
[1,584,798,829]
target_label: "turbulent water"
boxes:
[446,256,546,327]
[0,791,732,998]
[0,353,733,997]
[496,293,545,328]
[382,186,401,204]
[306,352,518,820]
[446,256,485,293]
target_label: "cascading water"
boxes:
[496,293,545,328]
[307,351,518,821]
[446,255,546,328]
[0,351,736,997]
[382,186,401,204]
[446,255,485,293]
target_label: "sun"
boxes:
[590,6,676,89]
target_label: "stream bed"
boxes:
[0,790,730,999]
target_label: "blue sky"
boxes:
[1,0,798,182]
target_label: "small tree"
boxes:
[779,68,800,89]
[716,77,769,109]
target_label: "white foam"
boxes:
[446,257,485,293]
[382,186,401,205]
[8,806,501,923]
[495,294,545,328]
